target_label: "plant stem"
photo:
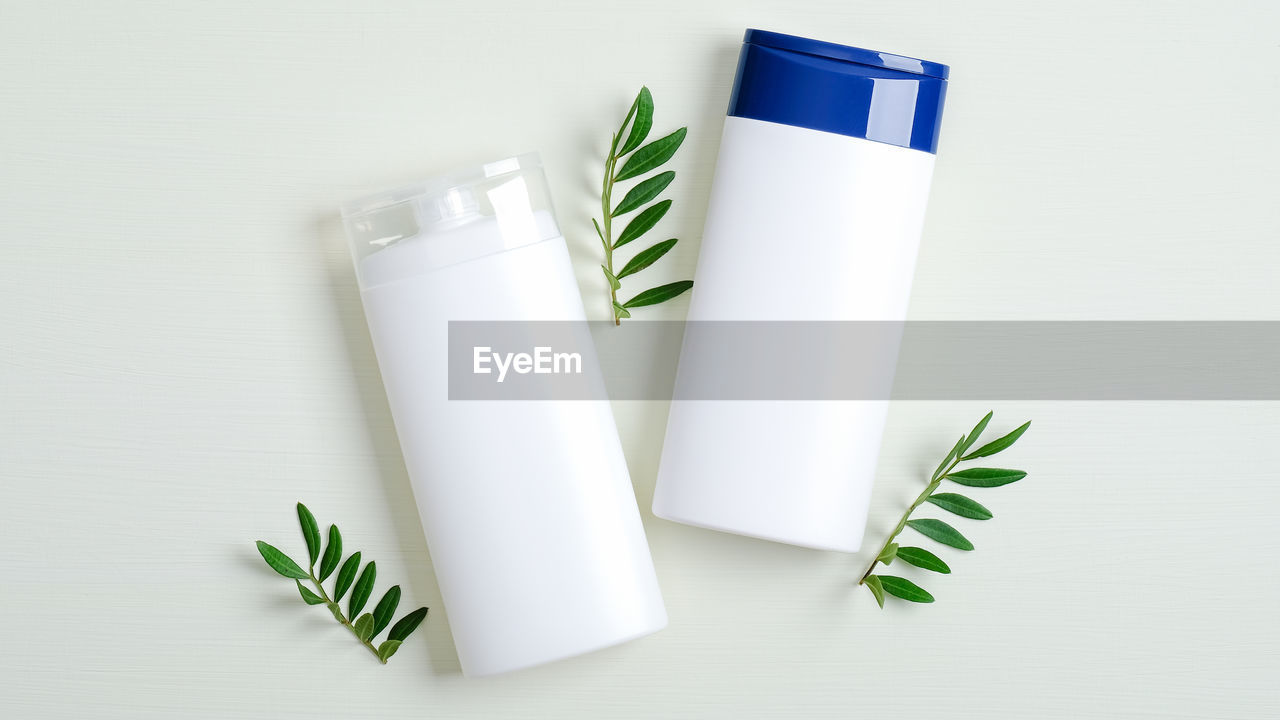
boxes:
[306,572,385,663]
[858,453,962,585]
[601,134,620,325]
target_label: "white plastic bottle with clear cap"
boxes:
[342,154,666,676]
[653,30,950,552]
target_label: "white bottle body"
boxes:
[361,233,666,675]
[346,157,666,676]
[653,116,936,552]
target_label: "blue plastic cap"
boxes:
[728,29,949,153]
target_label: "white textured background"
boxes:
[3,1,1278,717]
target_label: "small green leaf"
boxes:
[353,613,374,643]
[387,607,429,642]
[946,468,1026,488]
[906,518,974,551]
[926,492,993,520]
[255,541,309,579]
[333,551,361,602]
[371,585,402,638]
[601,265,621,291]
[876,542,899,565]
[614,199,671,248]
[933,435,965,480]
[879,576,935,603]
[296,580,325,605]
[864,575,885,609]
[592,218,606,249]
[318,525,342,582]
[617,87,654,156]
[613,171,675,216]
[957,411,993,457]
[607,121,626,157]
[615,127,687,182]
[961,421,1031,460]
[296,503,320,568]
[326,602,344,622]
[377,639,403,662]
[612,301,631,319]
[349,562,377,617]
[617,239,677,279]
[622,280,694,309]
[895,546,952,574]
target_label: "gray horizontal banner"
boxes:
[448,321,1280,400]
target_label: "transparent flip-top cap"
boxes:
[423,185,480,227]
[341,153,561,289]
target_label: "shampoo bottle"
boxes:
[653,30,949,552]
[343,154,666,676]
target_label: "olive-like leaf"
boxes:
[933,435,965,480]
[592,218,606,249]
[296,580,325,605]
[349,561,377,617]
[617,87,654,156]
[957,411,993,457]
[612,302,631,320]
[371,585,402,638]
[614,127,687,182]
[353,613,374,643]
[623,280,694,309]
[895,546,952,574]
[614,199,671,248]
[318,525,342,582]
[612,171,674,217]
[609,101,635,154]
[377,639,403,662]
[879,575,935,603]
[961,421,1031,460]
[333,551,361,602]
[296,503,320,568]
[617,239,677,279]
[601,265,621,291]
[325,602,343,623]
[255,541,309,579]
[876,542,899,565]
[864,575,886,609]
[926,492,993,520]
[906,518,974,551]
[387,607,429,642]
[946,468,1026,488]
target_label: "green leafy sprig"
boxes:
[860,413,1031,607]
[595,86,693,325]
[255,503,428,663]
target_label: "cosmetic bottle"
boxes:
[653,30,949,552]
[343,154,666,675]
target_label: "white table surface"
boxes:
[3,1,1278,717]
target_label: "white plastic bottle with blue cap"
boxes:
[342,154,666,676]
[653,30,949,552]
